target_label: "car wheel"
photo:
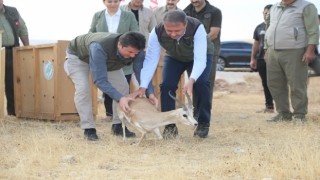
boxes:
[216,57,226,71]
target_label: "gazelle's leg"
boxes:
[136,132,146,145]
[153,128,163,140]
[118,112,127,142]
[121,122,126,142]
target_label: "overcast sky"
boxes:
[5,0,320,43]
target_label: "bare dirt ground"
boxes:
[1,72,320,179]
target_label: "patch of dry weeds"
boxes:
[1,76,319,179]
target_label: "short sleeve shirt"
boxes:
[184,2,222,51]
[253,22,266,59]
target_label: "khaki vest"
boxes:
[266,0,310,49]
[155,17,214,62]
[3,5,20,46]
[68,33,134,71]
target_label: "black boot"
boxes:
[111,124,136,138]
[162,124,178,139]
[84,128,99,141]
[194,123,210,138]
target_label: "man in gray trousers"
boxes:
[64,31,157,141]
[265,0,319,122]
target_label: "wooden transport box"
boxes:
[13,41,97,121]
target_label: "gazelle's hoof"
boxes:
[130,141,139,145]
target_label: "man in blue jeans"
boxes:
[134,10,214,138]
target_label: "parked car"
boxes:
[216,41,253,71]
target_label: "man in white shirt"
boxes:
[134,10,214,138]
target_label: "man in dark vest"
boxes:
[134,10,214,138]
[184,0,222,120]
[64,31,157,141]
[0,1,29,116]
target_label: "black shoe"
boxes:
[194,123,210,138]
[84,128,99,141]
[162,124,178,139]
[111,124,136,138]
[7,111,16,116]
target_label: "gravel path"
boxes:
[216,71,258,84]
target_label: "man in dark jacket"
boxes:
[0,1,29,116]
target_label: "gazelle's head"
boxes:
[169,91,198,127]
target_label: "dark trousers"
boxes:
[160,55,213,125]
[103,74,131,116]
[257,59,273,109]
[191,55,217,118]
[4,47,16,115]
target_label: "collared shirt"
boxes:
[253,22,267,59]
[121,4,156,42]
[153,6,180,24]
[140,24,208,88]
[184,1,222,53]
[280,0,297,7]
[88,42,154,101]
[266,1,319,47]
[89,42,124,101]
[105,9,121,33]
[184,2,222,34]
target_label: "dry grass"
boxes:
[1,74,320,180]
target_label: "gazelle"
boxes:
[117,92,198,145]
